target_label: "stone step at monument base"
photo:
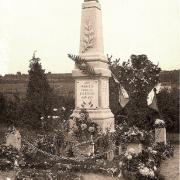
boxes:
[71,109,115,133]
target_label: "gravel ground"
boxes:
[160,144,180,180]
[79,173,123,180]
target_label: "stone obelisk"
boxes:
[72,0,114,133]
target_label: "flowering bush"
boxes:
[70,109,99,142]
[122,149,164,180]
[121,141,174,180]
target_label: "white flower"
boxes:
[154,166,157,171]
[155,119,165,125]
[149,169,155,177]
[139,167,149,176]
[118,171,122,178]
[80,113,86,119]
[110,167,117,173]
[128,148,136,154]
[48,116,51,118]
[139,167,154,177]
[131,131,137,136]
[52,116,59,119]
[62,107,66,111]
[14,160,18,166]
[152,150,157,155]
[40,117,44,120]
[125,151,128,156]
[140,132,144,137]
[119,161,123,167]
[81,123,87,130]
[127,155,132,160]
[148,147,157,154]
[138,163,145,169]
[53,108,58,112]
[88,126,95,133]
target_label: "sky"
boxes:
[0,0,180,75]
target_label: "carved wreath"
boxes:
[81,19,95,53]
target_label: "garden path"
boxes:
[160,144,179,180]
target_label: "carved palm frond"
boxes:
[81,20,95,53]
[68,54,98,76]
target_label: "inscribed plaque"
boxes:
[76,80,98,109]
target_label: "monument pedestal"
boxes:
[72,68,114,133]
[71,0,114,133]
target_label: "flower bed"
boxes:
[0,145,20,171]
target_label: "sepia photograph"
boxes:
[0,0,179,179]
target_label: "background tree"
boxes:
[109,54,161,129]
[0,93,7,124]
[157,88,179,133]
[24,54,54,130]
[0,93,23,126]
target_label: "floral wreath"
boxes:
[154,119,166,128]
[70,109,100,142]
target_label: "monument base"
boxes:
[71,108,115,133]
